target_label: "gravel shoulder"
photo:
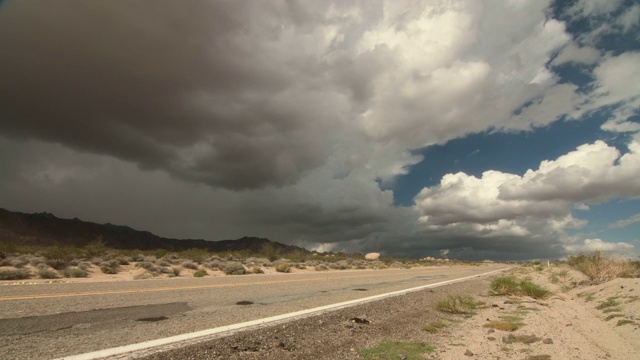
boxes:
[138,265,640,360]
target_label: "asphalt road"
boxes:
[0,264,507,359]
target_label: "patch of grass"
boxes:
[578,291,595,302]
[526,355,551,360]
[519,280,551,299]
[596,297,620,310]
[0,268,32,280]
[422,321,447,333]
[484,320,523,332]
[502,334,541,344]
[604,314,624,321]
[616,319,637,326]
[359,341,433,360]
[602,307,622,313]
[193,269,207,277]
[568,251,636,283]
[490,276,550,299]
[437,294,481,314]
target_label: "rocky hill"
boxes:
[0,208,307,254]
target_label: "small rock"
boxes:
[566,323,572,327]
[399,354,407,360]
[487,329,495,333]
[487,336,496,341]
[464,349,474,356]
[543,338,553,344]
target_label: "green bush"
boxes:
[37,268,60,279]
[60,268,89,278]
[100,260,120,274]
[193,269,207,277]
[0,268,31,280]
[222,262,246,275]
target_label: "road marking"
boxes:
[55,267,511,360]
[0,269,435,301]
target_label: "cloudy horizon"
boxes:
[1,0,639,260]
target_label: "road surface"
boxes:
[0,264,507,359]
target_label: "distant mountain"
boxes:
[0,208,308,254]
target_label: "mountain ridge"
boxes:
[0,208,308,254]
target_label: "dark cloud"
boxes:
[0,0,344,189]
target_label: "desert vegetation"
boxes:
[567,251,638,283]
[0,237,464,282]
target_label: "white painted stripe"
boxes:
[57,267,511,360]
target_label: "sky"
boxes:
[1,0,639,261]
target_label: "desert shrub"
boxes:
[84,237,108,258]
[157,260,171,267]
[77,261,92,270]
[179,248,209,263]
[275,262,291,273]
[134,272,153,280]
[42,246,82,269]
[519,280,550,298]
[136,261,156,270]
[37,268,60,279]
[115,257,129,265]
[158,266,173,274]
[328,263,340,270]
[252,266,264,274]
[0,268,31,280]
[100,260,120,274]
[204,260,222,270]
[170,267,181,277]
[222,262,246,275]
[437,294,480,314]
[568,251,636,283]
[193,269,207,277]
[181,261,199,270]
[261,242,280,262]
[10,256,30,268]
[60,268,89,278]
[315,264,328,271]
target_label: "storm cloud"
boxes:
[1,0,639,260]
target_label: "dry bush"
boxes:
[568,251,636,283]
[222,262,246,275]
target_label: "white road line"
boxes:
[57,267,511,360]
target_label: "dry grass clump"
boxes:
[437,294,482,314]
[37,268,60,279]
[490,276,550,299]
[275,262,291,273]
[568,251,636,283]
[484,320,523,332]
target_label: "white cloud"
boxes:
[618,4,640,33]
[609,213,640,229]
[500,140,640,203]
[551,44,600,66]
[566,0,623,18]
[564,238,636,258]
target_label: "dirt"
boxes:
[135,265,640,360]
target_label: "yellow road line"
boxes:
[0,270,424,301]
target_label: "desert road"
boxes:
[0,264,508,359]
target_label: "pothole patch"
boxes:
[136,316,168,322]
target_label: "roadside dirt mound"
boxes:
[433,265,640,360]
